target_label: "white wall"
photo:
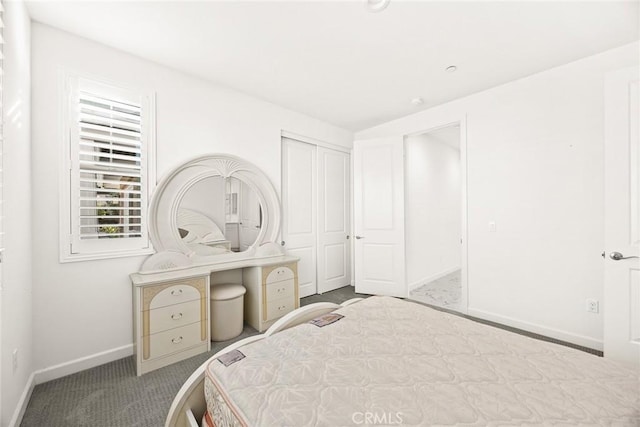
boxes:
[405,132,461,288]
[357,42,639,349]
[31,23,352,377]
[1,1,33,425]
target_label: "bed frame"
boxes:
[165,298,364,427]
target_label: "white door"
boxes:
[354,137,406,297]
[317,147,351,293]
[604,66,640,366]
[239,180,260,251]
[282,138,317,298]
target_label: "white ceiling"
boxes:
[26,1,639,131]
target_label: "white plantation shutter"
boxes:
[65,76,154,259]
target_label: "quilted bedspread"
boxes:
[205,296,639,426]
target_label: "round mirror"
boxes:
[146,154,281,267]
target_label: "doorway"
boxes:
[405,123,466,313]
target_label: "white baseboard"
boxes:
[467,307,603,351]
[8,372,35,427]
[34,344,134,385]
[408,266,461,293]
[8,344,134,426]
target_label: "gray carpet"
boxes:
[20,285,364,427]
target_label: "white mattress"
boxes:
[205,296,639,426]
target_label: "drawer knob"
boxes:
[171,289,183,296]
[172,336,183,344]
[171,313,183,320]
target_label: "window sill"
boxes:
[60,247,155,263]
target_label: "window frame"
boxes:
[60,72,156,263]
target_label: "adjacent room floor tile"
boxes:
[409,270,461,311]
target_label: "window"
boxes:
[61,75,155,262]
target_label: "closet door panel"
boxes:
[324,243,347,280]
[282,138,317,298]
[318,147,351,293]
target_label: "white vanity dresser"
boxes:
[131,271,210,376]
[131,154,299,376]
[243,261,299,332]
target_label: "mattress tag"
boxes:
[309,313,344,327]
[217,350,245,367]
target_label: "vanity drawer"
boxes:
[144,279,204,310]
[147,300,201,335]
[265,296,295,322]
[265,279,295,302]
[265,265,295,284]
[147,322,202,360]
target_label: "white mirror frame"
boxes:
[146,154,281,268]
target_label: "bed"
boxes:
[166,296,639,427]
[177,208,232,256]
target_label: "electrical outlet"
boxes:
[12,348,18,373]
[586,299,599,313]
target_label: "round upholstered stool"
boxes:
[210,283,246,341]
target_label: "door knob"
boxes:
[355,236,365,239]
[610,251,639,261]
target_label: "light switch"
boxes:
[489,221,497,232]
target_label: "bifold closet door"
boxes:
[282,138,317,298]
[317,147,351,293]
